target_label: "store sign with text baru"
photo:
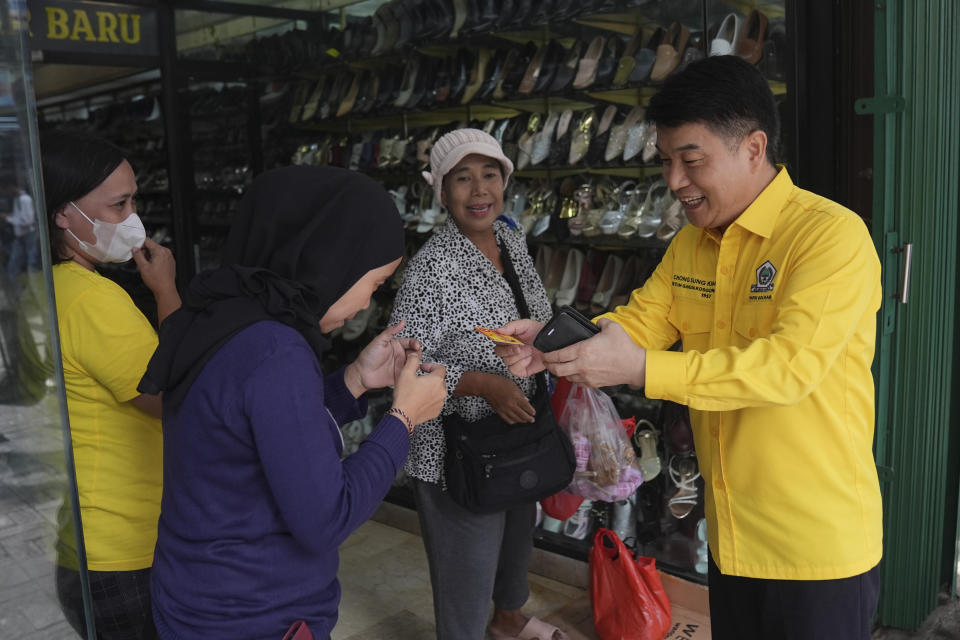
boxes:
[28,1,158,57]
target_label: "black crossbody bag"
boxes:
[443,241,576,514]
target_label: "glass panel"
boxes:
[0,9,93,640]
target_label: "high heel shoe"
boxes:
[478,48,509,101]
[449,0,469,38]
[491,47,521,100]
[574,250,606,312]
[590,254,623,313]
[588,104,618,165]
[628,26,665,84]
[299,77,326,122]
[676,32,705,74]
[567,183,593,236]
[335,70,362,117]
[667,455,700,519]
[650,22,689,83]
[544,247,569,303]
[518,41,552,95]
[502,41,537,96]
[549,40,583,93]
[554,248,584,307]
[461,48,491,103]
[604,106,644,163]
[622,120,649,163]
[618,178,665,238]
[534,244,553,284]
[736,9,768,64]
[612,29,644,86]
[516,112,542,170]
[633,421,662,481]
[416,127,439,170]
[568,109,595,165]
[595,35,624,88]
[608,253,641,309]
[572,35,606,90]
[710,12,743,56]
[656,197,687,242]
[394,57,420,107]
[549,109,575,167]
[449,48,474,102]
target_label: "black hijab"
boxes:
[139,166,404,409]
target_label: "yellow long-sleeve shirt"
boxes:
[600,168,883,580]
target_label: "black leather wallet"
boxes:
[533,305,601,352]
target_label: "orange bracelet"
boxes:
[386,408,414,435]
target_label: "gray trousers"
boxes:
[413,479,537,640]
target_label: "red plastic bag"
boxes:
[590,528,671,640]
[540,490,583,520]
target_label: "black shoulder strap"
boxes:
[498,240,547,394]
[498,240,530,320]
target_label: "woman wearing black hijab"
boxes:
[143,166,446,640]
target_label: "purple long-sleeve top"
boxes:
[151,320,410,640]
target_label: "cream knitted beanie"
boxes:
[421,128,514,205]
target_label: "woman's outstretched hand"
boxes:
[492,319,547,379]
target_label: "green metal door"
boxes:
[866,0,960,630]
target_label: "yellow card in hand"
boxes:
[475,326,524,345]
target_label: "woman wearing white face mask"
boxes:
[41,131,180,640]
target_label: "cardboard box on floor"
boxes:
[659,571,711,640]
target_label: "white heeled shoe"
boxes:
[554,248,584,307]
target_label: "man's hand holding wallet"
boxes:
[493,306,647,389]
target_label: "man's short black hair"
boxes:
[646,55,781,166]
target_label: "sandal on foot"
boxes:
[489,616,570,640]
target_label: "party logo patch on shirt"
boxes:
[750,260,777,294]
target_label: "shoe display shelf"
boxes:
[181,82,263,272]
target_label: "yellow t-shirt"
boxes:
[53,261,162,571]
[599,168,883,580]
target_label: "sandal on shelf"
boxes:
[488,616,570,640]
[531,191,556,237]
[632,419,661,480]
[667,455,701,519]
[567,184,594,236]
[656,197,688,242]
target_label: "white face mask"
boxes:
[66,201,146,263]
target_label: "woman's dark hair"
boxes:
[39,131,129,263]
[646,55,781,165]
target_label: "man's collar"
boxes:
[732,165,793,239]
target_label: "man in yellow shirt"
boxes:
[498,56,882,639]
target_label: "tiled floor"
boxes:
[334,519,599,640]
[0,397,80,639]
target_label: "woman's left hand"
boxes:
[345,322,421,396]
